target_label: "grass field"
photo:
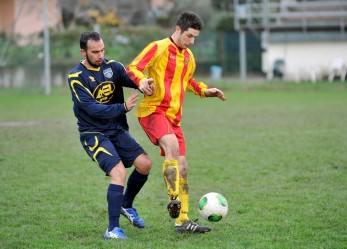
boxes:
[1,81,346,249]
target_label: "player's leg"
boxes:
[173,157,211,233]
[122,153,151,209]
[159,134,180,199]
[106,162,127,238]
[172,127,212,233]
[170,127,188,223]
[139,114,181,218]
[159,134,181,218]
[139,115,180,199]
[175,156,189,224]
[80,133,127,239]
[121,154,151,228]
[113,131,152,228]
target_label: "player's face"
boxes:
[81,39,105,68]
[176,27,200,49]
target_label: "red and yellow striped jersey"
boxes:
[126,37,208,126]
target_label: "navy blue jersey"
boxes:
[67,58,138,135]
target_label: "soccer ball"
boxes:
[198,192,228,222]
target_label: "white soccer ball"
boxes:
[198,192,228,222]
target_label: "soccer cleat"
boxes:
[167,199,181,218]
[175,220,212,233]
[104,227,127,239]
[121,207,145,228]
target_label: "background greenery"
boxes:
[0,0,258,76]
[0,80,346,248]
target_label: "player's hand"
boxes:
[205,88,226,101]
[125,90,139,112]
[139,78,155,96]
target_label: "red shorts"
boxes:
[139,113,186,156]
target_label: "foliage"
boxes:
[211,0,234,10]
[5,43,43,66]
[109,26,170,63]
[1,0,242,70]
[1,25,169,68]
[213,11,235,32]
[88,9,120,26]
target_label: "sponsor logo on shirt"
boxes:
[94,81,115,103]
[89,76,96,82]
[169,54,176,60]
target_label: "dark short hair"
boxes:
[80,31,101,51]
[175,11,204,33]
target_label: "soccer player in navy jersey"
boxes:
[67,31,154,239]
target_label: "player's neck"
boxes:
[82,59,99,70]
[170,36,183,51]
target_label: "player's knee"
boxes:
[135,154,152,175]
[142,156,152,174]
[159,135,179,158]
[109,162,127,184]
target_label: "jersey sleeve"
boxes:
[186,78,208,97]
[126,42,158,86]
[68,71,127,118]
[185,53,208,97]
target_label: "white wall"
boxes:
[262,41,347,82]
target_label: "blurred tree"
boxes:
[211,0,234,11]
[60,0,97,29]
[60,0,150,29]
[155,0,214,29]
[89,9,120,26]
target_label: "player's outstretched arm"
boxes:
[204,88,226,101]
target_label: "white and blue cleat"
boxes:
[121,206,145,228]
[104,227,127,239]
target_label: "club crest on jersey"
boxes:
[103,68,113,78]
[94,81,115,103]
[184,57,190,64]
[89,76,96,82]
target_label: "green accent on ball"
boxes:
[208,214,223,222]
[216,194,228,207]
[198,196,208,210]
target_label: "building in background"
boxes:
[234,0,347,82]
[0,0,62,38]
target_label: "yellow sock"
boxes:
[175,178,189,225]
[162,159,179,199]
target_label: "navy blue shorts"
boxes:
[80,130,145,175]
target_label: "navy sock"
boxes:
[122,170,148,208]
[107,184,124,231]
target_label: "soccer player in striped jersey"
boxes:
[126,11,226,233]
[67,31,154,239]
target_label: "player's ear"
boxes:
[175,25,181,33]
[80,48,86,56]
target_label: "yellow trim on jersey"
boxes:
[68,71,82,78]
[70,79,94,102]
